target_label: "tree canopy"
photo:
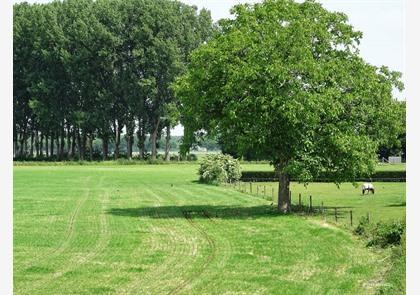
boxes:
[173,0,405,211]
[13,0,214,161]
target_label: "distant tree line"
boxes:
[88,135,221,160]
[14,0,214,161]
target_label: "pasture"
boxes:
[230,181,405,226]
[14,164,404,294]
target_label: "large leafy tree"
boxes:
[174,0,405,212]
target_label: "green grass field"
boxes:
[14,164,404,294]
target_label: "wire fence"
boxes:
[223,181,376,229]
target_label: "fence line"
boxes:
[223,181,372,228]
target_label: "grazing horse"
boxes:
[362,183,375,195]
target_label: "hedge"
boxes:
[240,170,406,182]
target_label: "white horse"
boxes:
[362,183,375,195]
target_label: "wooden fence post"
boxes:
[257,186,259,196]
[350,210,353,226]
[272,187,274,200]
[334,207,338,222]
[309,195,312,212]
[264,185,266,196]
[250,182,252,194]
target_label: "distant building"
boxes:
[193,146,207,152]
[388,156,402,164]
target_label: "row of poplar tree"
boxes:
[14,0,214,161]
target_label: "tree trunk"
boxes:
[13,126,17,158]
[137,118,146,159]
[71,129,76,159]
[35,130,39,158]
[114,120,121,160]
[45,134,49,157]
[126,121,134,160]
[50,132,54,157]
[127,135,132,160]
[151,118,160,161]
[102,135,108,161]
[19,132,24,158]
[30,130,34,158]
[40,133,44,157]
[77,129,83,160]
[56,133,60,160]
[59,126,65,160]
[89,134,93,161]
[66,125,71,159]
[23,131,28,158]
[277,169,291,213]
[13,137,17,158]
[164,125,171,161]
[81,131,87,161]
[15,133,19,158]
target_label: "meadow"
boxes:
[238,163,405,226]
[229,181,405,226]
[14,164,405,294]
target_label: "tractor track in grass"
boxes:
[119,185,194,295]
[164,186,225,295]
[120,184,219,295]
[20,176,112,294]
[16,176,93,274]
[167,186,232,294]
[38,176,111,291]
[167,209,217,295]
[70,184,133,293]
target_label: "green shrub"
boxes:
[378,231,406,294]
[170,154,180,161]
[353,215,372,236]
[367,221,405,248]
[355,218,405,248]
[187,153,198,161]
[198,154,241,184]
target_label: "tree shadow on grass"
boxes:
[386,202,406,207]
[106,204,355,220]
[106,204,280,220]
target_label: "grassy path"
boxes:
[14,165,395,294]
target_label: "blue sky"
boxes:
[13,0,405,135]
[181,0,405,75]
